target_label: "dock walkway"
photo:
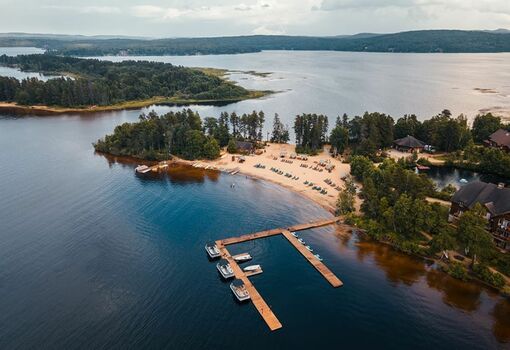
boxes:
[214,216,346,331]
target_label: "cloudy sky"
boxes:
[0,0,509,37]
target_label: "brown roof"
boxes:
[489,129,510,148]
[452,181,510,216]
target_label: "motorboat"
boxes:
[230,279,250,302]
[216,259,235,279]
[298,238,305,244]
[135,165,151,173]
[243,264,261,272]
[233,253,252,263]
[291,232,298,238]
[314,254,323,261]
[205,241,221,259]
[305,245,313,252]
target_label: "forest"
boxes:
[1,30,510,56]
[0,54,250,107]
[94,109,266,160]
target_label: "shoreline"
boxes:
[0,90,271,115]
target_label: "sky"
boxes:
[0,0,509,37]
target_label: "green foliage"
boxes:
[0,54,248,107]
[394,114,421,139]
[329,124,349,154]
[349,156,374,181]
[349,112,394,157]
[202,138,221,160]
[336,188,355,215]
[471,113,502,143]
[227,139,238,154]
[294,113,329,153]
[430,228,458,254]
[456,203,495,264]
[270,113,290,143]
[473,264,506,289]
[444,262,470,281]
[418,111,472,152]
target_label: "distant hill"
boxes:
[0,30,509,56]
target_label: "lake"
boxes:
[1,48,509,349]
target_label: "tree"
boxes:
[203,138,220,159]
[336,187,355,215]
[456,203,494,265]
[350,156,374,181]
[394,114,421,139]
[430,228,457,254]
[472,113,501,143]
[270,113,290,143]
[227,138,238,154]
[329,125,349,154]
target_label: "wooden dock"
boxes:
[213,216,345,331]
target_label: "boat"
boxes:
[298,238,305,244]
[243,264,261,272]
[233,253,252,263]
[135,165,151,174]
[205,241,221,259]
[230,279,250,302]
[291,232,298,238]
[314,254,323,261]
[460,178,468,184]
[216,259,235,279]
[305,245,313,252]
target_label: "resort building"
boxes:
[393,135,426,153]
[449,181,510,251]
[235,141,255,154]
[485,129,510,152]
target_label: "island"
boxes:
[0,54,269,113]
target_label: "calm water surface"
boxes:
[0,48,510,349]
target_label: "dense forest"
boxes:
[94,109,267,160]
[1,30,510,56]
[0,54,249,107]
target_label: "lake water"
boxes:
[1,48,510,349]
[424,166,510,189]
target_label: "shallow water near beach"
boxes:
[1,48,510,349]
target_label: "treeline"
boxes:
[0,54,248,107]
[94,109,267,160]
[346,156,509,284]
[2,30,510,56]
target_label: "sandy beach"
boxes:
[185,143,353,213]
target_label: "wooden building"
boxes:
[449,181,510,251]
[485,129,510,152]
[393,135,426,153]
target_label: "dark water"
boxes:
[1,48,510,349]
[423,166,510,189]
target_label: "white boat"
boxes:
[459,178,468,184]
[291,232,298,238]
[135,165,151,174]
[305,245,313,252]
[205,242,221,259]
[230,279,250,301]
[314,254,323,261]
[217,259,235,279]
[243,264,261,272]
[233,253,252,262]
[298,238,305,244]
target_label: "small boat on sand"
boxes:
[217,259,235,279]
[205,241,221,259]
[230,279,250,302]
[135,165,151,174]
[233,253,252,263]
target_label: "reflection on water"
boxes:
[344,234,510,343]
[423,166,510,189]
[97,153,220,183]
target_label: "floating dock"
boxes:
[214,216,345,331]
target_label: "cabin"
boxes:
[485,129,510,152]
[449,181,510,251]
[235,141,255,154]
[393,135,426,153]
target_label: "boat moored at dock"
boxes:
[230,279,251,302]
[233,253,252,263]
[217,259,235,279]
[205,241,221,259]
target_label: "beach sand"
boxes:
[187,143,353,213]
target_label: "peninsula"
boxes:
[0,54,268,113]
